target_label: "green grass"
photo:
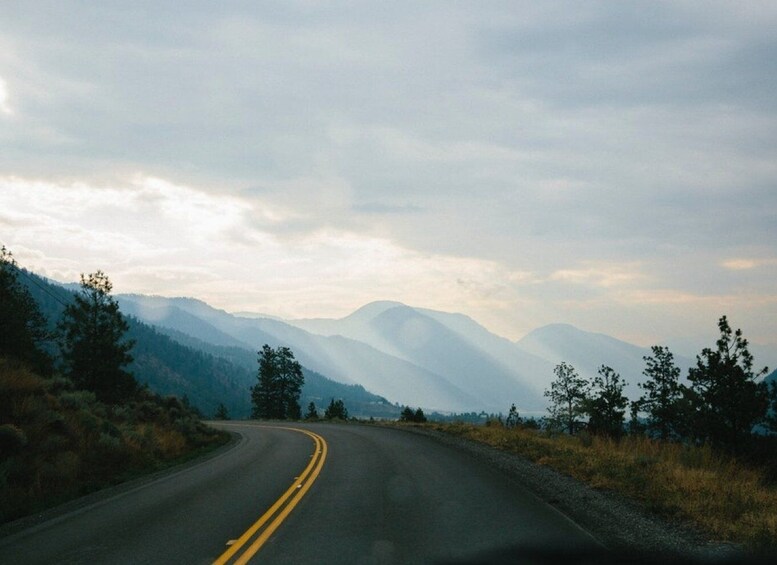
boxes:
[422,421,777,548]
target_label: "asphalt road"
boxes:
[0,422,598,564]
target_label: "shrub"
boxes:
[59,390,97,411]
[0,424,28,454]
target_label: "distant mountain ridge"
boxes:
[117,295,481,412]
[16,273,395,419]
[25,270,774,416]
[119,293,773,415]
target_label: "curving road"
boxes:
[0,422,598,564]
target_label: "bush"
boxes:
[59,390,97,411]
[0,356,229,525]
[0,424,28,454]
[399,406,428,423]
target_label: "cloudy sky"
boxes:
[1,1,776,348]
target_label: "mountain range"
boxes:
[17,270,396,419]
[115,294,775,416]
[18,267,775,418]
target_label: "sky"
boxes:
[1,1,776,348]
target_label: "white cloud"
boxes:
[721,258,777,271]
[549,262,645,288]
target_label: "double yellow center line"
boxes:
[213,425,328,565]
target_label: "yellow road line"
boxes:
[212,425,328,565]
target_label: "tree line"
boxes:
[541,315,776,452]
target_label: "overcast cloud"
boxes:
[1,1,775,348]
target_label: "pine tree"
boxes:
[585,365,629,438]
[505,403,521,428]
[58,271,136,403]
[304,401,318,420]
[0,247,52,375]
[324,398,348,420]
[250,345,304,419]
[638,346,682,440]
[545,362,589,434]
[214,403,230,420]
[686,315,768,449]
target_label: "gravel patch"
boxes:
[395,425,749,562]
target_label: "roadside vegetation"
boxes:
[0,247,228,524]
[0,359,226,524]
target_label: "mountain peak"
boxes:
[344,301,407,321]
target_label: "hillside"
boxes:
[17,271,394,418]
[120,293,754,415]
[0,356,227,524]
[21,270,772,417]
[118,295,483,412]
[150,328,400,419]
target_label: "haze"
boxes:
[1,1,775,347]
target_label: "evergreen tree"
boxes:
[545,362,589,434]
[214,403,230,420]
[638,346,682,440]
[766,380,777,433]
[685,316,768,449]
[585,365,629,438]
[304,401,318,420]
[58,271,136,403]
[250,345,304,419]
[505,403,521,428]
[398,406,427,423]
[0,247,52,375]
[324,398,348,420]
[628,401,645,436]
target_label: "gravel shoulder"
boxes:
[394,424,747,562]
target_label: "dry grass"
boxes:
[428,422,777,548]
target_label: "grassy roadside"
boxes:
[0,357,230,525]
[420,422,777,548]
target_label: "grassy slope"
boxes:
[0,357,229,524]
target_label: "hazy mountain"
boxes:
[517,324,696,398]
[16,272,253,417]
[20,268,771,417]
[291,302,552,409]
[150,328,399,419]
[16,272,394,419]
[118,296,253,349]
[118,295,480,412]
[288,302,711,407]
